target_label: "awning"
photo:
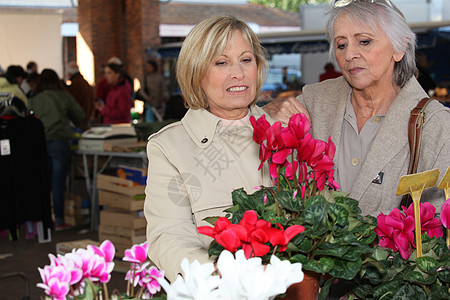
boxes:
[156,21,450,58]
[262,40,329,55]
[156,40,330,58]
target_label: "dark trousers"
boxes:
[47,140,71,226]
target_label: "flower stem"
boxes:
[137,285,145,299]
[267,188,281,217]
[291,152,298,189]
[87,279,98,300]
[131,264,136,296]
[103,282,109,300]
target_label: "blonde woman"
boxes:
[144,15,274,281]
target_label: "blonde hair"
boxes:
[176,15,268,109]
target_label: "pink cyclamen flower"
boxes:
[142,266,165,295]
[250,115,271,144]
[287,113,310,143]
[123,242,149,264]
[88,240,115,263]
[375,208,415,259]
[37,265,71,300]
[441,198,450,229]
[404,202,443,238]
[88,255,110,283]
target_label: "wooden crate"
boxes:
[97,174,145,196]
[65,193,89,226]
[113,258,132,273]
[98,224,145,238]
[98,225,145,246]
[99,210,146,229]
[56,239,99,255]
[98,190,144,212]
[65,215,89,227]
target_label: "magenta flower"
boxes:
[374,213,395,250]
[125,261,165,298]
[142,265,165,295]
[88,240,115,277]
[404,202,443,238]
[375,208,415,259]
[287,113,310,143]
[266,122,284,152]
[123,241,149,264]
[88,239,115,263]
[88,255,110,283]
[37,265,71,300]
[442,199,450,229]
[250,114,271,144]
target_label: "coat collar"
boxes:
[181,106,269,149]
[349,76,428,199]
[181,108,221,149]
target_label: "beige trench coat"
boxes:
[144,106,273,281]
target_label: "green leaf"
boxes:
[202,216,219,226]
[304,257,334,274]
[231,188,266,215]
[358,231,378,245]
[289,253,308,264]
[301,203,329,237]
[373,279,402,299]
[274,189,303,212]
[329,203,350,227]
[318,277,334,300]
[341,244,372,261]
[404,270,437,285]
[351,282,373,299]
[328,258,362,280]
[333,230,359,245]
[304,195,327,207]
[295,235,313,253]
[263,202,278,214]
[334,196,361,215]
[319,188,336,204]
[75,279,102,299]
[416,256,439,274]
[429,284,450,299]
[207,240,224,257]
[437,267,450,283]
[391,283,427,300]
[314,245,350,258]
[360,262,387,285]
[330,190,349,199]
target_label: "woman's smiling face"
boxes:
[200,30,258,120]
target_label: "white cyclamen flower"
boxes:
[158,250,304,300]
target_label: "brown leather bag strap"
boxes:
[400,97,433,208]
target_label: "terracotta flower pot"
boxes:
[282,270,321,300]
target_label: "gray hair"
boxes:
[326,0,416,87]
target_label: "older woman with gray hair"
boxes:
[264,0,450,217]
[144,15,273,281]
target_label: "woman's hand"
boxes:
[262,97,310,124]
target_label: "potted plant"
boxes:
[350,200,450,299]
[197,114,377,299]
